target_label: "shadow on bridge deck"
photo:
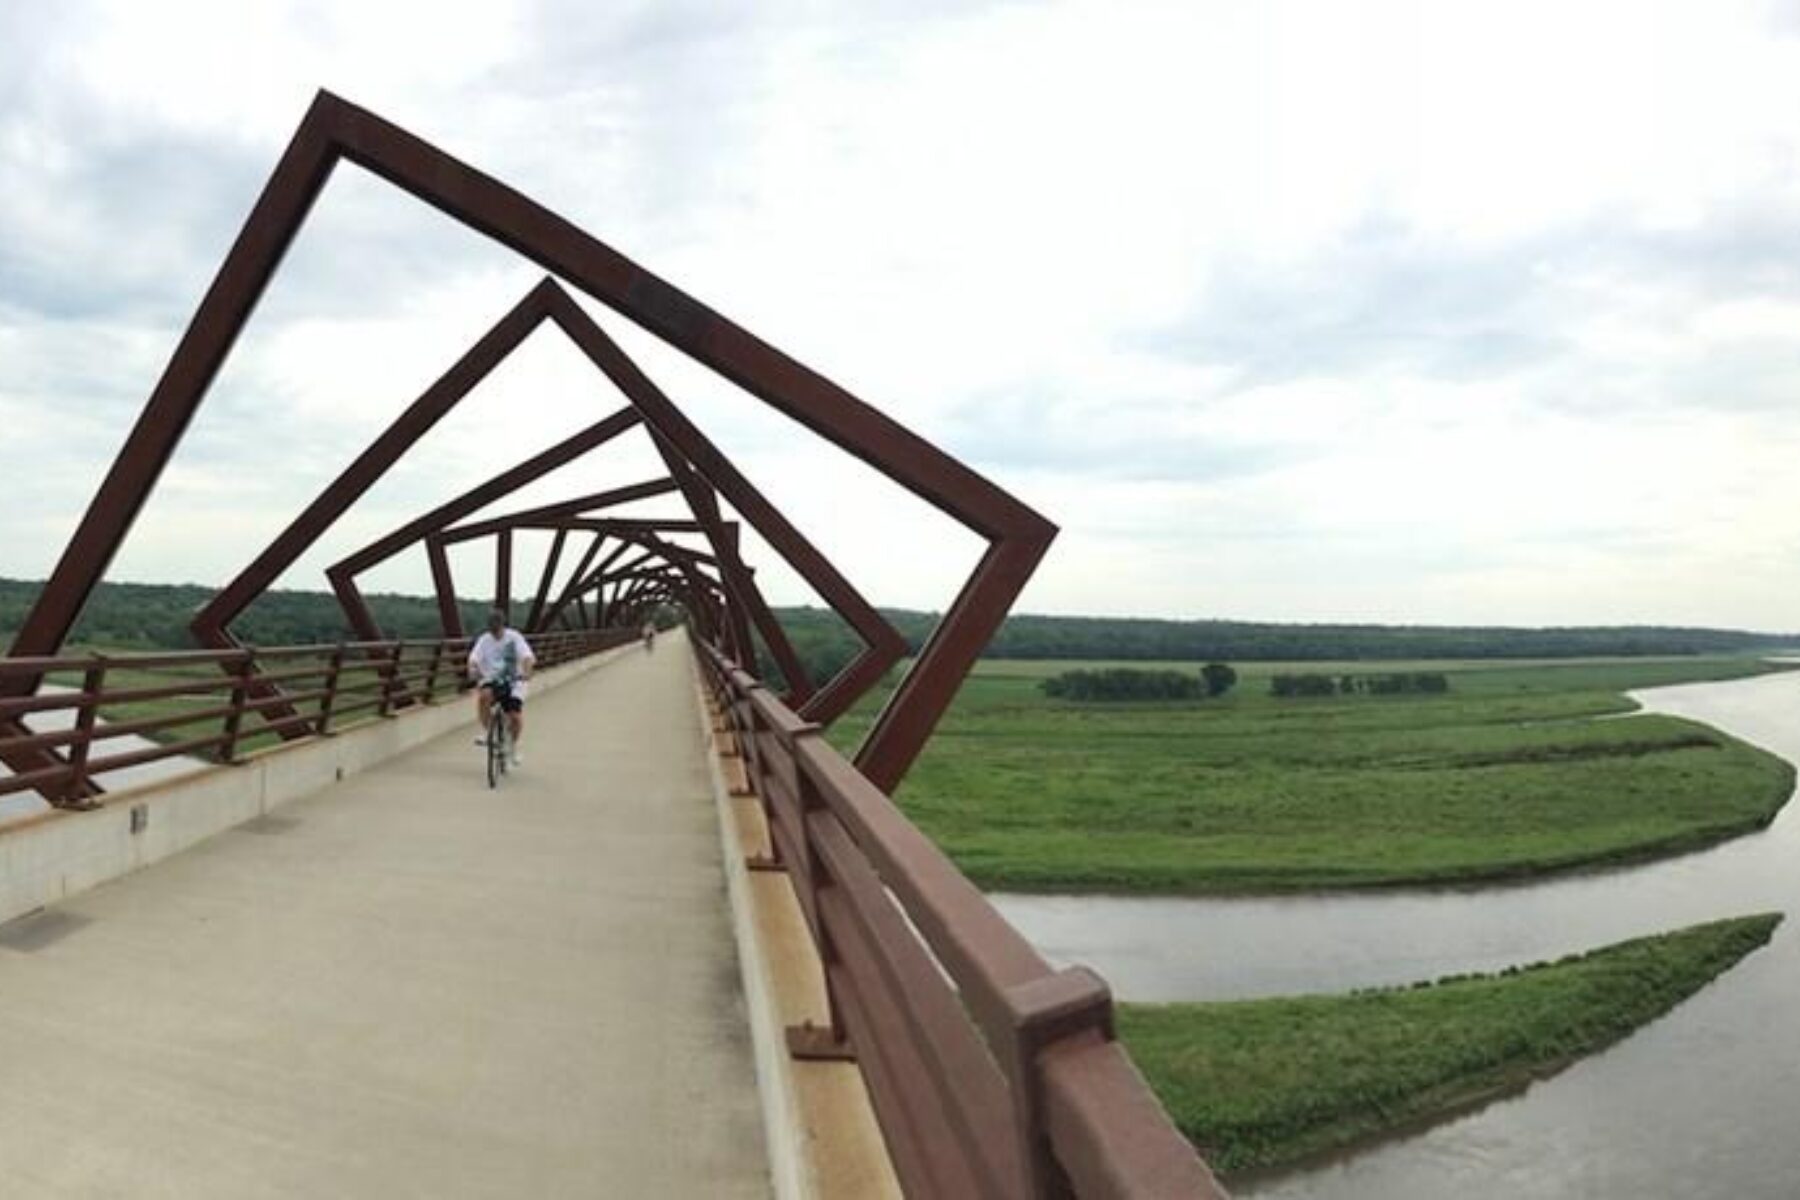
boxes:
[0,629,770,1197]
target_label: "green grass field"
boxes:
[832,656,1798,892]
[1118,913,1782,1174]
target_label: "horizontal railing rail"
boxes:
[0,628,636,807]
[696,639,1224,1199]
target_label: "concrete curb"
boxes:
[692,654,814,1200]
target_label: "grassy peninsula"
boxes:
[835,657,1797,892]
[1119,914,1782,1174]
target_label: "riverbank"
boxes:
[1118,914,1781,1176]
[835,657,1797,892]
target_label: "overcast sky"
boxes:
[7,1,1800,628]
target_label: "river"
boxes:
[992,668,1800,1198]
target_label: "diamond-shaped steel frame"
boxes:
[186,281,819,716]
[3,91,1055,792]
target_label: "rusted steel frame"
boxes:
[553,314,827,698]
[446,519,725,615]
[191,292,626,650]
[302,293,795,670]
[609,565,697,598]
[573,594,590,629]
[63,662,107,804]
[305,414,642,725]
[442,517,716,559]
[542,530,723,627]
[536,535,621,632]
[609,573,661,620]
[525,527,568,632]
[295,287,789,682]
[3,106,341,682]
[704,516,760,674]
[428,538,462,638]
[618,583,686,626]
[599,546,657,586]
[494,529,513,620]
[857,539,1051,792]
[593,527,725,580]
[641,429,810,702]
[203,328,637,737]
[322,408,640,640]
[543,448,790,672]
[617,575,691,625]
[432,479,679,542]
[13,87,1047,805]
[519,516,705,535]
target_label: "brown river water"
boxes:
[992,669,1800,1198]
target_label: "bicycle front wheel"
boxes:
[487,710,506,788]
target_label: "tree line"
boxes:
[0,577,488,649]
[4,577,1795,668]
[765,605,1798,686]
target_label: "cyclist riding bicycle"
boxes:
[469,610,536,768]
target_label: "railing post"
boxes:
[740,689,780,868]
[377,642,405,718]
[785,733,854,1062]
[317,643,346,734]
[997,968,1117,1197]
[421,640,446,704]
[63,658,107,806]
[219,650,255,764]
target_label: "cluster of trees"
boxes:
[1041,663,1238,702]
[1270,672,1451,698]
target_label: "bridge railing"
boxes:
[0,628,634,806]
[697,641,1224,1200]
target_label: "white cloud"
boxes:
[7,1,1800,629]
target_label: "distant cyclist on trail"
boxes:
[469,610,535,767]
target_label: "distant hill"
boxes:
[770,606,1800,682]
[3,577,1794,668]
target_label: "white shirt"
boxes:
[468,629,535,698]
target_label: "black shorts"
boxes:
[484,681,524,714]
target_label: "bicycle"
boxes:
[482,675,516,788]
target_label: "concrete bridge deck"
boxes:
[0,632,770,1197]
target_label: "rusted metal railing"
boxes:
[697,641,1224,1199]
[0,628,633,808]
